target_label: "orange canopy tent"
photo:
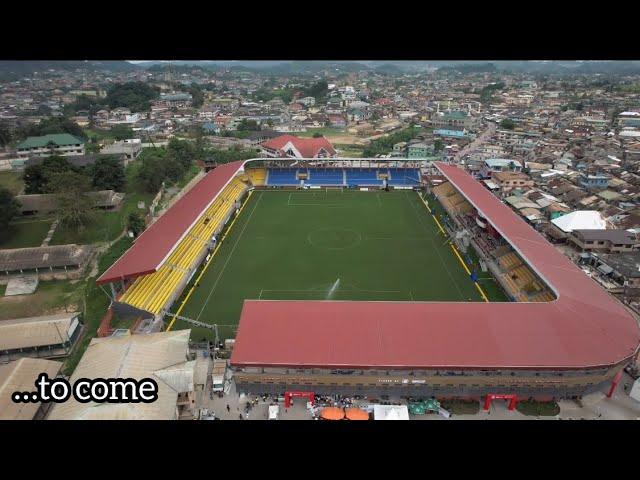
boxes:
[320,407,345,420]
[345,408,369,420]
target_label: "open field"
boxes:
[0,279,84,320]
[172,189,504,340]
[0,218,52,249]
[0,171,24,195]
[50,191,152,245]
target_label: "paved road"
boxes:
[454,121,496,163]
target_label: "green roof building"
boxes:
[17,134,85,159]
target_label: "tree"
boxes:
[500,118,516,130]
[23,155,78,194]
[236,119,261,132]
[304,80,329,101]
[0,125,12,146]
[136,153,167,193]
[0,187,19,241]
[65,94,104,116]
[434,139,445,153]
[90,156,125,191]
[127,212,146,237]
[187,83,204,108]
[104,82,160,112]
[312,132,323,138]
[109,124,134,140]
[23,164,47,194]
[49,171,94,230]
[167,138,197,170]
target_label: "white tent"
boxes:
[373,404,409,420]
[551,210,606,233]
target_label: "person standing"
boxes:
[226,404,230,413]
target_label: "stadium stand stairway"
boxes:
[119,177,248,315]
[497,252,523,271]
[345,168,383,186]
[498,273,529,302]
[308,168,344,186]
[246,168,266,186]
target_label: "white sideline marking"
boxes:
[404,191,466,300]
[195,192,263,321]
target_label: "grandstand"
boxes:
[266,168,300,186]
[261,167,420,188]
[118,177,247,315]
[432,179,556,303]
[432,181,473,215]
[345,168,382,186]
[308,168,344,186]
[388,168,421,186]
[98,161,249,321]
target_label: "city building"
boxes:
[261,135,336,159]
[0,358,62,420]
[0,312,82,363]
[17,134,85,158]
[48,330,196,420]
[568,229,638,253]
[579,172,609,190]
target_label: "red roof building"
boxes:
[260,135,337,159]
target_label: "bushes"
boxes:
[516,399,560,416]
[362,126,422,157]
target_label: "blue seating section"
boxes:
[267,168,300,185]
[308,168,344,186]
[388,168,420,186]
[266,168,421,187]
[346,168,382,186]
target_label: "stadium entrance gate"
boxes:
[484,393,517,411]
[284,391,315,408]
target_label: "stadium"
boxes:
[97,158,640,403]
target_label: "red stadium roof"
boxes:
[97,161,244,284]
[230,162,640,370]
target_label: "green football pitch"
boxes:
[170,189,505,340]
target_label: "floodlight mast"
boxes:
[163,311,220,346]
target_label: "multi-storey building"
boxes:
[17,134,84,158]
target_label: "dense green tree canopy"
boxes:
[104,82,160,112]
[127,212,146,237]
[187,83,204,108]
[109,124,135,140]
[0,187,19,239]
[499,118,516,130]
[362,127,422,157]
[23,155,79,194]
[237,119,261,131]
[49,170,94,230]
[0,124,12,146]
[90,156,125,191]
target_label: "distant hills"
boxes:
[133,60,640,75]
[2,60,640,78]
[0,61,139,76]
